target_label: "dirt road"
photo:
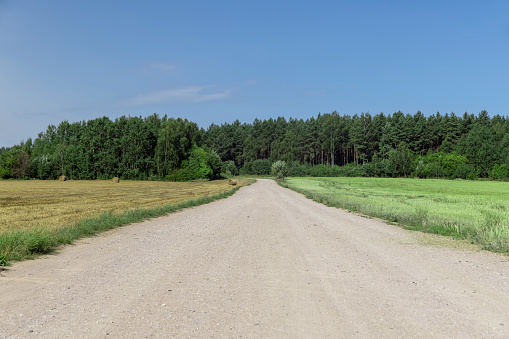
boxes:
[1,179,508,338]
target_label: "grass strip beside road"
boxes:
[0,180,250,264]
[281,177,509,254]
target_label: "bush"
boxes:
[414,152,470,179]
[207,150,223,178]
[490,164,508,180]
[221,160,238,178]
[452,164,471,179]
[271,160,289,180]
[339,163,366,177]
[288,162,311,177]
[306,163,366,177]
[0,148,19,179]
[309,164,332,177]
[414,160,427,178]
[165,146,222,181]
[466,167,480,180]
[383,142,415,177]
[428,162,447,178]
[241,159,272,175]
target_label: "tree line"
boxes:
[204,110,508,180]
[0,115,221,181]
[1,110,508,180]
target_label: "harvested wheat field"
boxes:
[0,179,249,234]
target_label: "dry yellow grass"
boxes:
[0,179,249,234]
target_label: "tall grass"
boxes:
[281,177,509,254]
[0,187,242,264]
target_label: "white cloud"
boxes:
[127,86,231,106]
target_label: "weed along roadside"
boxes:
[0,179,252,265]
[280,177,509,255]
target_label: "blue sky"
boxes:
[1,0,508,147]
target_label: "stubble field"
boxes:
[0,179,248,262]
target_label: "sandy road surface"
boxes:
[1,179,508,338]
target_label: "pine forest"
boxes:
[1,110,507,181]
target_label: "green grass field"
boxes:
[282,177,509,254]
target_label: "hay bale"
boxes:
[228,178,237,186]
[59,175,67,181]
[112,177,120,183]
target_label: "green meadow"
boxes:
[282,177,509,253]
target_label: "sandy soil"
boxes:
[1,179,508,338]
